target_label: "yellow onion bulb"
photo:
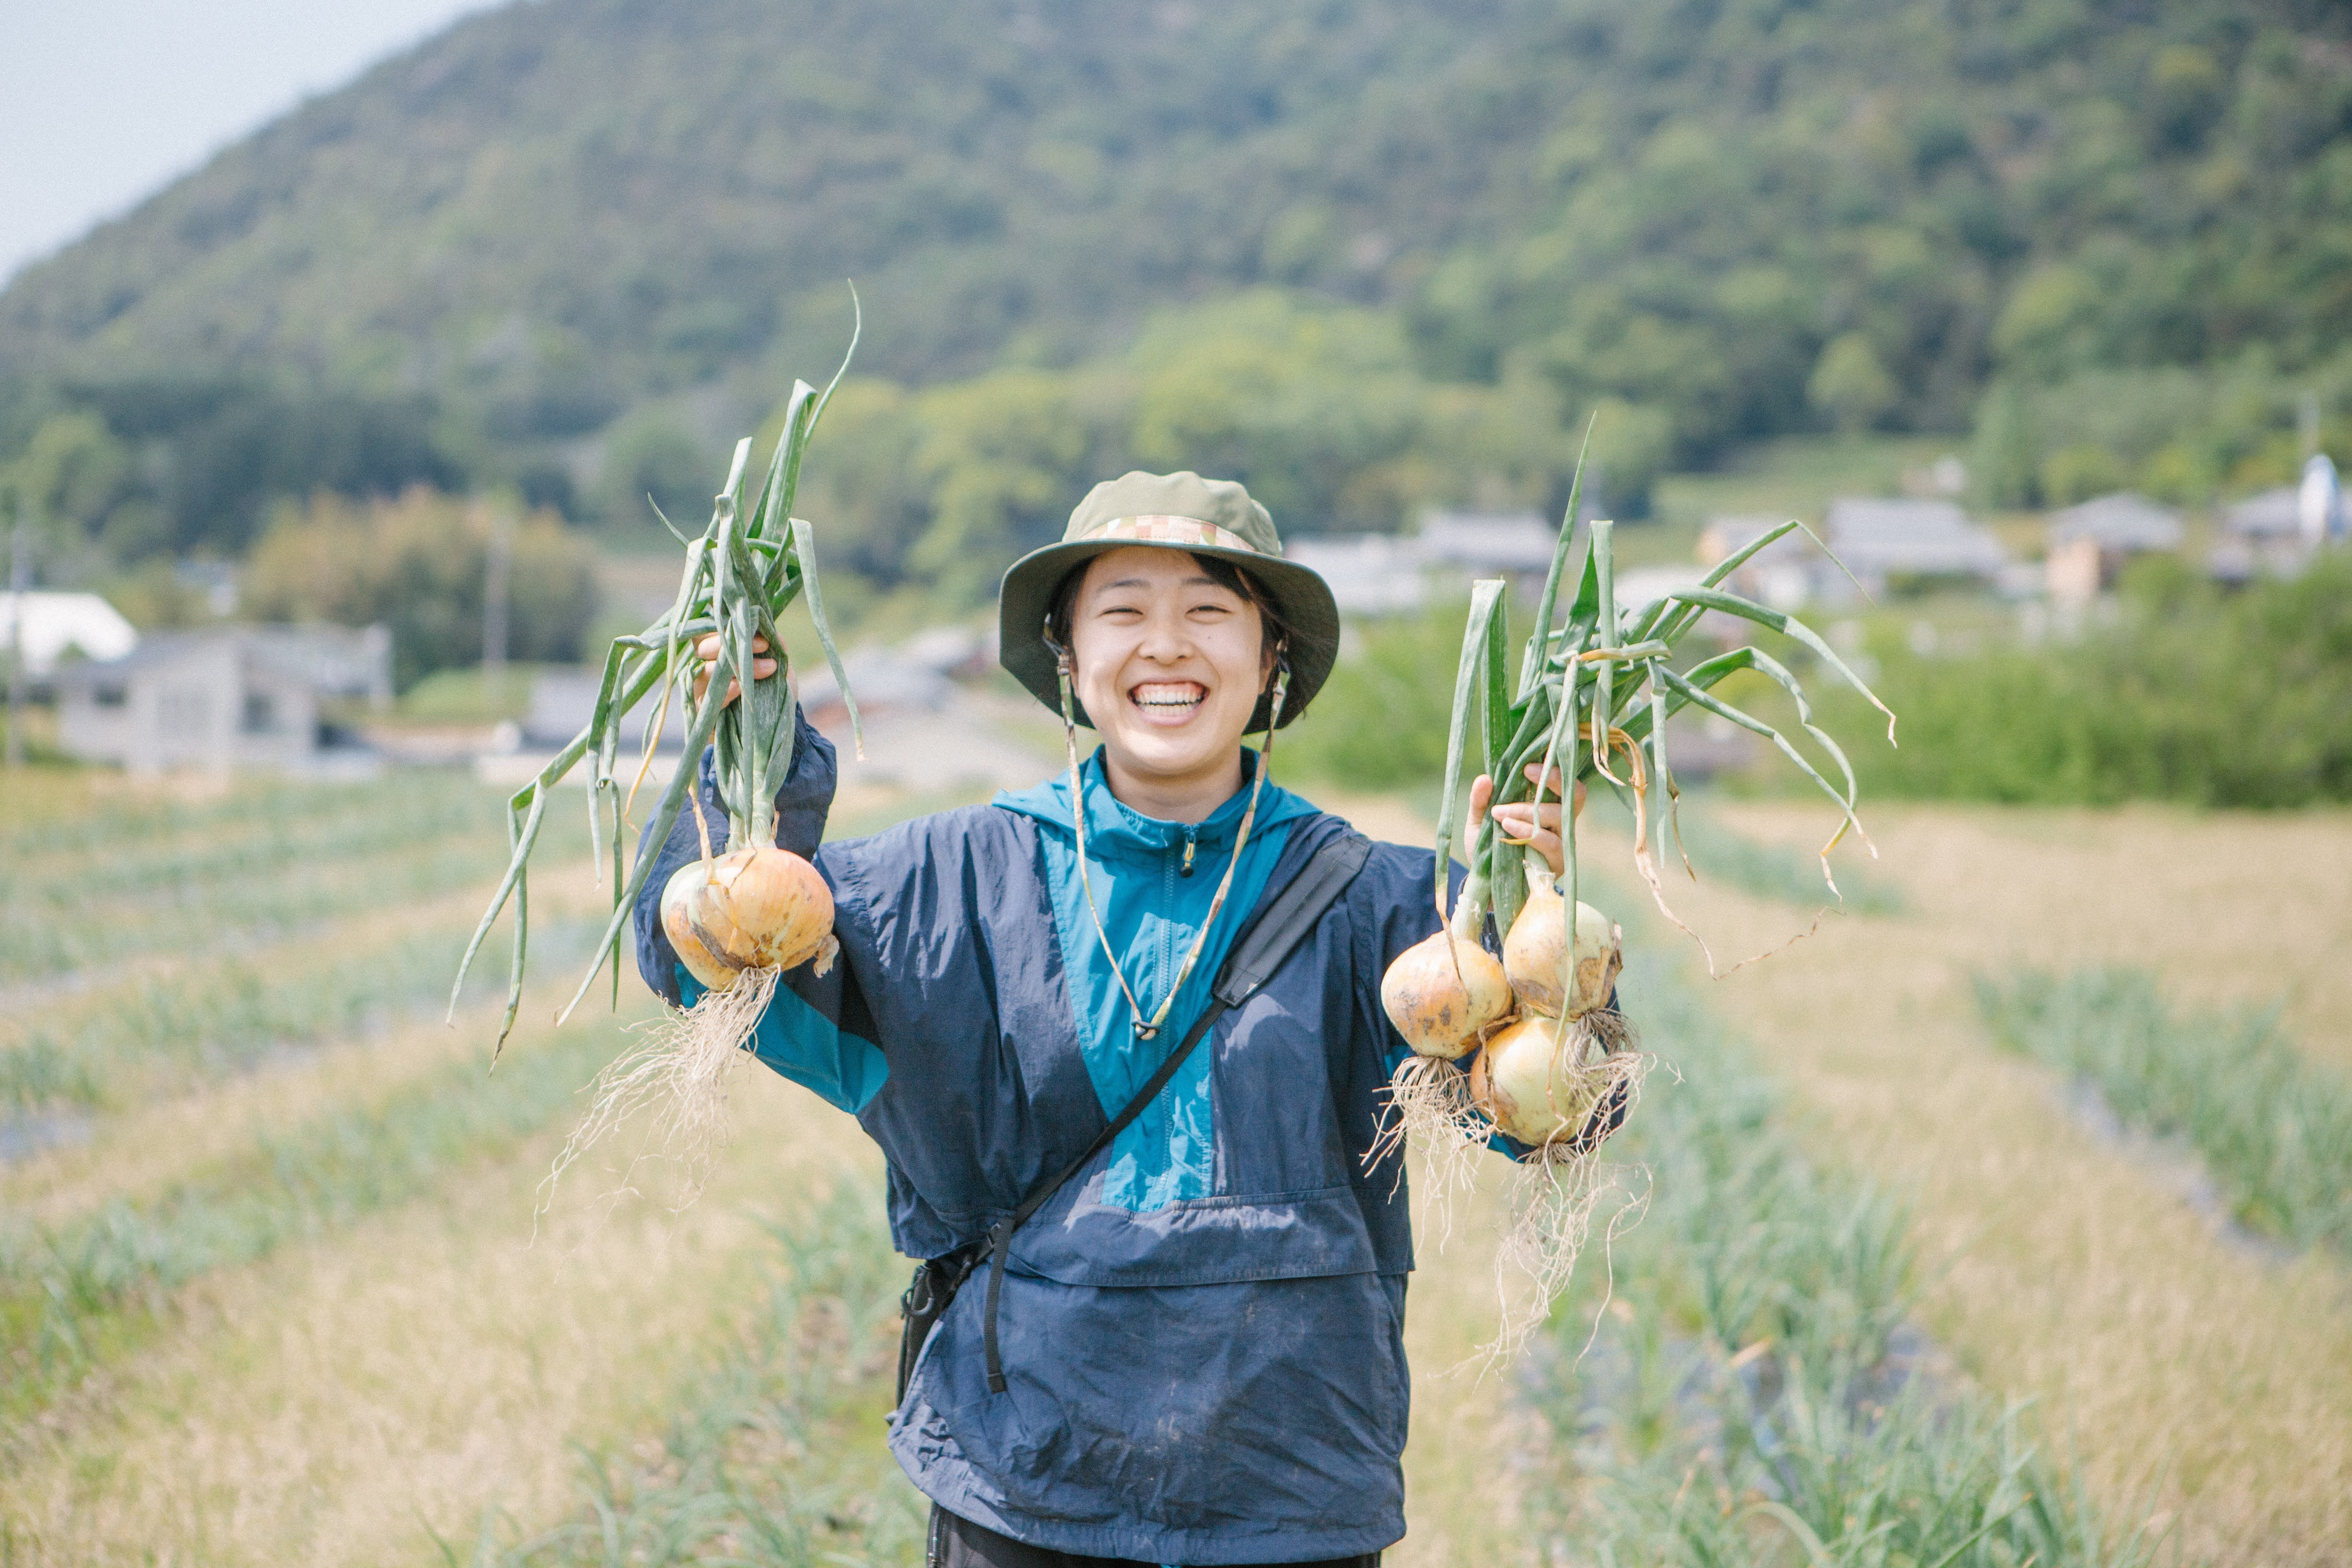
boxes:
[1502,865,1623,1019]
[1469,1014,1603,1147]
[659,845,835,991]
[1381,928,1514,1060]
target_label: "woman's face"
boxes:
[1067,546,1271,793]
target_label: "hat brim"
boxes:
[998,536,1341,732]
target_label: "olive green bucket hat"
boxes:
[998,471,1341,732]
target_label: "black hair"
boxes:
[1044,550,1291,669]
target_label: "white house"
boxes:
[0,591,139,683]
[57,625,390,775]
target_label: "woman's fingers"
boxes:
[1521,762,1589,820]
[1465,769,1574,873]
[1490,800,1566,875]
[690,634,776,708]
[1462,774,1495,848]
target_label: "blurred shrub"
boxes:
[592,410,711,533]
[1294,551,2352,812]
[246,488,599,691]
[1819,550,2352,807]
[1282,607,1467,792]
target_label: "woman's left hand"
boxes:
[1466,762,1587,876]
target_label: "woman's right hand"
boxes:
[692,633,778,709]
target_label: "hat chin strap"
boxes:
[1048,630,1290,1041]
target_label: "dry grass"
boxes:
[0,1028,886,1567]
[1665,799,2352,1568]
[1716,800,2352,1069]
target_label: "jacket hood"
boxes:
[995,747,1319,858]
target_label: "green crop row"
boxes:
[0,836,507,982]
[0,916,602,1113]
[454,1181,921,1568]
[1976,969,2352,1255]
[3,777,502,906]
[0,997,637,1428]
[0,774,488,860]
[1525,954,2168,1568]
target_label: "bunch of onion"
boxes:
[1371,427,1898,1348]
[448,304,862,1204]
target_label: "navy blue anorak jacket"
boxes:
[634,714,1465,1565]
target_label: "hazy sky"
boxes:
[1,0,498,286]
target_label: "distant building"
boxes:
[2212,480,2329,584]
[1824,498,2010,597]
[1695,516,1819,610]
[1611,565,1709,622]
[56,625,390,775]
[1285,534,1431,617]
[2223,486,2302,539]
[1414,511,1559,578]
[0,591,139,684]
[2044,493,2184,605]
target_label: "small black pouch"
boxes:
[897,1244,980,1407]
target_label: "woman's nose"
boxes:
[1135,612,1191,660]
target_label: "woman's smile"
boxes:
[1130,679,1209,722]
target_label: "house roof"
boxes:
[1415,511,1558,573]
[1825,498,2008,577]
[1285,534,1430,616]
[2225,486,2303,537]
[0,592,138,676]
[2047,492,2184,551]
[63,624,388,695]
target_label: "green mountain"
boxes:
[4,0,2349,587]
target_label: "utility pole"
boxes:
[5,489,28,771]
[483,498,513,696]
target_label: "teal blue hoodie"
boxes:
[994,746,1319,1211]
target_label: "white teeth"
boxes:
[1133,683,1205,708]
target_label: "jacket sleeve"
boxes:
[631,708,889,1114]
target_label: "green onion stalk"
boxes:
[1379,428,1899,1351]
[1429,449,1897,988]
[448,307,863,1061]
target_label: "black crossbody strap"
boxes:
[980,830,1371,1393]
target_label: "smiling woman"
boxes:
[642,470,1583,1568]
[1049,547,1286,823]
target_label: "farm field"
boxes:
[2,767,2345,1565]
[1658,798,2352,1566]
